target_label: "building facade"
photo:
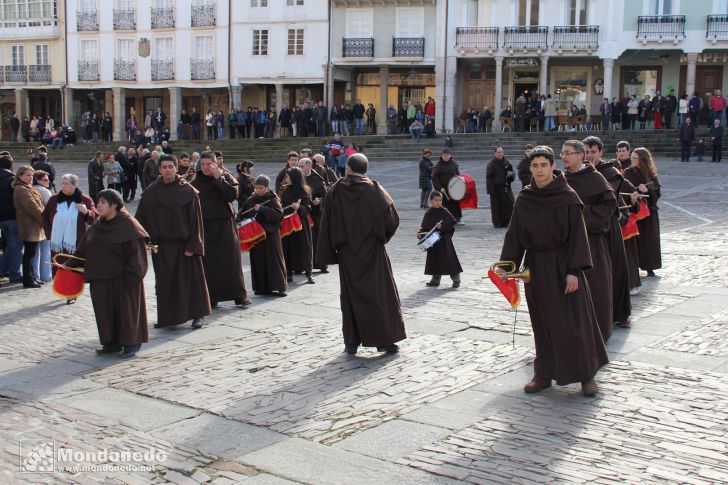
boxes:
[440,0,728,131]
[0,0,65,141]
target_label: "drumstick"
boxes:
[238,199,271,217]
[620,192,649,198]
[417,220,444,237]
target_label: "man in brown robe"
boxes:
[275,151,299,193]
[317,153,406,355]
[76,189,149,358]
[191,152,249,309]
[431,148,462,223]
[313,153,338,186]
[613,141,641,294]
[500,146,607,397]
[584,136,633,328]
[135,155,211,329]
[563,140,617,343]
[300,156,329,273]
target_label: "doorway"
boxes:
[679,66,723,125]
[514,83,538,99]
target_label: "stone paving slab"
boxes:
[400,361,728,484]
[650,308,728,357]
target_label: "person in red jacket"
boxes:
[709,89,727,124]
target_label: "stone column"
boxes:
[602,58,615,101]
[686,52,698,97]
[326,64,335,111]
[540,55,549,95]
[105,89,113,115]
[494,56,504,119]
[14,88,27,121]
[112,87,125,142]
[275,83,283,115]
[230,85,242,111]
[63,87,74,127]
[168,86,182,141]
[378,65,389,134]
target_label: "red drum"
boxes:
[635,199,650,221]
[51,253,85,300]
[238,218,267,252]
[459,173,479,210]
[621,214,640,240]
[307,213,314,227]
[280,212,303,238]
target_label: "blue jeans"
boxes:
[32,239,52,282]
[51,138,64,148]
[355,118,365,135]
[92,131,99,143]
[410,128,422,139]
[0,220,23,280]
[544,116,555,132]
[679,113,686,128]
[332,120,339,134]
[341,121,350,136]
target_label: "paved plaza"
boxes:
[2,152,728,484]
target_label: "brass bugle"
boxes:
[490,261,531,284]
[620,192,649,197]
[147,244,159,254]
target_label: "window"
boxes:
[144,96,163,112]
[115,0,133,8]
[252,29,268,55]
[518,0,539,26]
[287,0,304,5]
[193,35,213,59]
[396,8,424,37]
[155,37,173,59]
[622,67,660,99]
[35,44,48,64]
[11,45,24,65]
[155,0,173,6]
[346,8,373,37]
[80,0,95,10]
[287,28,304,55]
[117,38,135,60]
[80,39,97,60]
[567,0,587,25]
[251,0,268,6]
[192,0,212,5]
[648,0,674,15]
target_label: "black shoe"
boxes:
[377,344,399,354]
[66,298,76,305]
[96,344,122,355]
[276,291,287,297]
[306,276,315,284]
[452,281,460,288]
[344,343,359,355]
[121,343,141,358]
[425,281,440,287]
[319,268,329,274]
[646,270,656,277]
[287,276,294,283]
[23,277,41,288]
[234,297,251,306]
[210,301,218,308]
[191,317,206,329]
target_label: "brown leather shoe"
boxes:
[523,377,551,393]
[581,379,599,397]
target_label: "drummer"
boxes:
[431,148,464,225]
[418,191,463,288]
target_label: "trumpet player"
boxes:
[499,146,607,397]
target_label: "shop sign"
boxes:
[680,53,728,64]
[505,58,540,68]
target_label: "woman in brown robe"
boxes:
[431,148,462,223]
[135,155,211,329]
[624,147,662,276]
[486,147,515,228]
[563,141,617,343]
[500,147,607,397]
[303,156,329,273]
[191,152,249,308]
[75,189,149,358]
[419,191,462,288]
[278,167,314,284]
[236,160,255,211]
[239,175,287,296]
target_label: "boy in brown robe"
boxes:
[135,155,210,329]
[317,153,406,355]
[239,175,288,296]
[562,140,617,343]
[419,191,462,288]
[191,152,250,310]
[76,189,149,358]
[499,147,607,397]
[300,156,329,273]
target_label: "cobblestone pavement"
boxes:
[2,150,728,484]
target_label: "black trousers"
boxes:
[22,241,38,278]
[681,141,692,161]
[713,143,722,162]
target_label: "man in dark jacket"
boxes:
[0,153,22,282]
[679,117,696,162]
[31,151,56,192]
[688,93,701,127]
[10,114,20,143]
[710,118,724,162]
[191,107,201,140]
[664,91,677,129]
[88,151,105,201]
[352,99,365,135]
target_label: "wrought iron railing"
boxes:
[503,26,548,50]
[393,37,424,57]
[343,38,374,57]
[191,4,216,27]
[114,59,136,81]
[151,7,175,28]
[637,15,686,40]
[191,58,215,80]
[707,14,728,40]
[455,27,499,51]
[4,65,27,82]
[151,59,174,81]
[0,68,4,83]
[29,64,51,83]
[113,9,136,30]
[552,25,599,50]
[77,9,98,31]
[77,60,99,81]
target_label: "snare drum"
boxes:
[447,175,467,201]
[238,218,267,252]
[280,212,303,238]
[417,227,442,252]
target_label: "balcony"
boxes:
[152,59,174,81]
[191,4,216,27]
[393,37,424,57]
[455,27,499,53]
[29,65,51,83]
[4,65,27,83]
[151,7,175,29]
[77,9,98,31]
[113,9,136,30]
[503,26,548,52]
[77,60,99,81]
[114,59,136,81]
[0,24,59,40]
[343,38,374,58]
[636,15,685,43]
[552,25,599,52]
[191,58,215,80]
[707,15,728,42]
[0,69,3,83]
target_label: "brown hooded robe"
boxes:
[623,168,662,272]
[317,175,406,347]
[486,157,516,228]
[500,171,608,385]
[279,186,313,276]
[306,170,328,270]
[431,158,463,222]
[135,176,211,327]
[419,206,462,277]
